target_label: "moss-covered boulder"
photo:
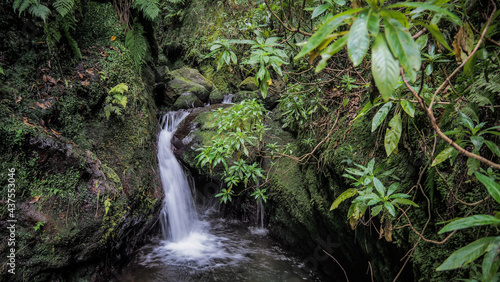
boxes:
[209,88,225,104]
[173,92,203,110]
[239,77,258,91]
[233,90,261,103]
[168,67,212,102]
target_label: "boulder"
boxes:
[173,92,203,110]
[238,77,258,91]
[169,67,213,102]
[233,90,261,103]
[209,88,224,104]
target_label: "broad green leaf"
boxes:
[371,204,383,216]
[439,215,500,234]
[373,177,385,197]
[230,52,237,64]
[482,237,500,282]
[380,9,409,27]
[421,23,453,52]
[384,202,396,216]
[437,237,496,271]
[415,34,428,51]
[392,198,419,207]
[0,66,4,75]
[460,112,475,130]
[484,140,500,158]
[330,188,358,210]
[295,8,364,60]
[431,147,455,166]
[210,44,222,51]
[387,182,399,196]
[348,10,370,67]
[400,100,415,117]
[312,4,329,19]
[372,34,399,102]
[384,113,402,156]
[316,34,349,72]
[384,18,422,82]
[367,9,380,36]
[474,172,500,204]
[372,102,393,132]
[387,2,461,25]
[334,0,346,5]
[467,157,480,176]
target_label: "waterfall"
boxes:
[158,111,199,242]
[222,94,234,104]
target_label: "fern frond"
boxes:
[132,0,160,21]
[64,29,82,59]
[15,0,36,15]
[460,104,479,123]
[29,3,51,22]
[109,83,129,95]
[467,70,500,112]
[53,0,74,17]
[125,23,148,70]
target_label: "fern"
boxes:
[132,0,160,21]
[467,70,500,112]
[14,0,51,22]
[104,83,129,119]
[125,23,148,70]
[53,0,74,17]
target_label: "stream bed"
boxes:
[119,214,323,282]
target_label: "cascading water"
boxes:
[157,111,199,242]
[222,93,234,104]
[121,110,323,281]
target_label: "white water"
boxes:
[158,111,199,242]
[222,93,234,104]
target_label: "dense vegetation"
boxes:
[1,0,499,281]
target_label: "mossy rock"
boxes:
[173,92,203,110]
[168,77,209,102]
[169,67,212,102]
[239,77,258,91]
[233,90,260,103]
[209,88,224,104]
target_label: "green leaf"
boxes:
[384,113,402,156]
[380,9,409,27]
[373,177,385,197]
[0,66,4,75]
[295,8,364,60]
[316,34,348,72]
[330,188,358,210]
[482,237,500,282]
[312,4,329,19]
[415,34,428,51]
[392,198,419,207]
[437,237,496,271]
[474,172,500,204]
[421,23,453,52]
[387,2,461,25]
[384,202,396,216]
[372,102,393,132]
[431,147,455,166]
[439,215,500,234]
[367,9,380,36]
[484,140,500,158]
[400,100,415,117]
[348,10,370,67]
[460,112,475,131]
[371,204,383,216]
[387,182,399,196]
[371,34,399,101]
[384,18,421,82]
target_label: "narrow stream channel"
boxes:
[120,111,323,281]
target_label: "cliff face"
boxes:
[0,2,162,281]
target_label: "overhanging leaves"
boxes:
[371,34,399,102]
[348,9,370,67]
[438,215,500,234]
[330,188,358,210]
[437,237,496,271]
[384,113,402,156]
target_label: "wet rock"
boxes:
[209,88,224,104]
[238,77,258,91]
[169,67,213,102]
[233,90,261,103]
[173,92,203,110]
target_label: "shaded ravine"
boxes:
[119,111,323,281]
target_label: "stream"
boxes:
[119,111,323,281]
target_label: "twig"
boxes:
[263,0,313,36]
[323,250,350,282]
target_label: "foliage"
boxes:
[104,83,129,119]
[125,21,148,70]
[132,0,160,21]
[331,158,417,231]
[242,36,288,98]
[437,172,500,282]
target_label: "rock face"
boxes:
[168,67,213,103]
[238,77,258,91]
[173,92,203,110]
